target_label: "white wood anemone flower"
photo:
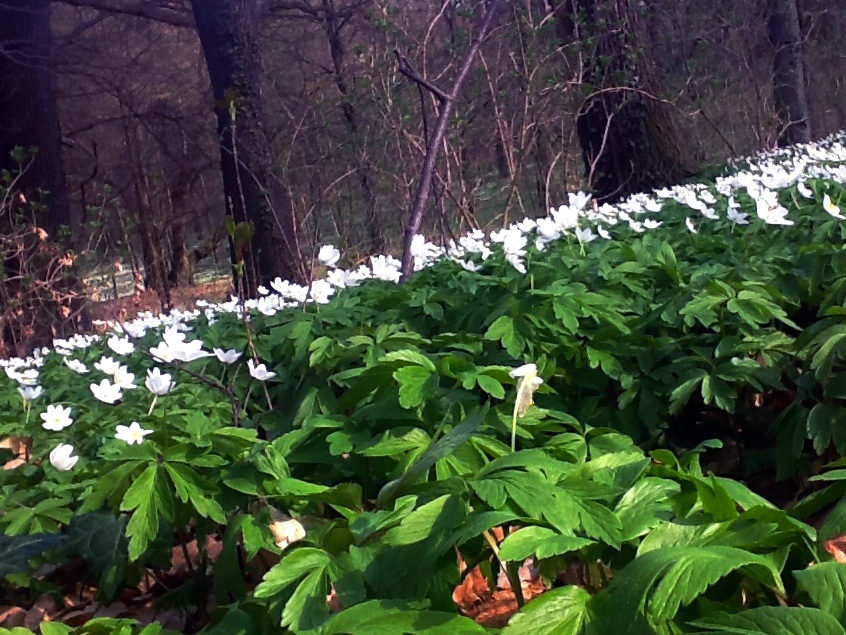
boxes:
[509,363,543,451]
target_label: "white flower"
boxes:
[63,358,88,374]
[16,368,39,386]
[41,404,73,431]
[107,335,135,356]
[568,191,592,210]
[550,205,580,230]
[643,219,663,230]
[214,348,242,364]
[797,181,814,198]
[257,285,270,295]
[248,359,277,381]
[49,444,79,471]
[112,366,137,390]
[115,421,153,445]
[575,227,597,243]
[824,194,844,219]
[149,341,176,363]
[457,259,481,272]
[94,356,122,376]
[172,339,214,362]
[755,190,794,225]
[509,363,539,378]
[145,367,173,395]
[509,363,543,451]
[18,385,43,401]
[685,217,698,233]
[727,206,749,225]
[90,379,123,404]
[597,226,611,240]
[318,244,341,268]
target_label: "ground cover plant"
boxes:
[3,134,846,633]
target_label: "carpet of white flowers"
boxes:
[2,132,846,634]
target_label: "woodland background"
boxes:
[0,0,844,347]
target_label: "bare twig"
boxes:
[397,0,502,282]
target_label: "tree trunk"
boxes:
[548,0,691,203]
[766,0,811,146]
[189,0,304,295]
[0,0,69,234]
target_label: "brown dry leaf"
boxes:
[453,566,491,608]
[0,606,26,628]
[825,535,846,563]
[61,604,99,627]
[268,508,307,550]
[24,593,58,631]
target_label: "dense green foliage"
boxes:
[3,168,846,633]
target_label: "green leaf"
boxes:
[485,315,525,358]
[503,585,592,635]
[64,512,128,600]
[393,365,433,409]
[301,599,487,634]
[382,350,437,372]
[615,478,681,541]
[378,409,485,507]
[808,403,846,455]
[382,495,464,546]
[795,562,846,626]
[119,464,173,561]
[163,463,226,523]
[593,546,783,631]
[476,373,505,399]
[0,533,62,577]
[499,526,593,561]
[689,607,846,634]
[254,547,331,598]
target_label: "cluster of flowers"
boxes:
[2,131,846,472]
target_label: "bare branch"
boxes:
[51,0,194,28]
[398,0,502,282]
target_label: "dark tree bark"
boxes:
[548,0,691,203]
[189,0,305,295]
[0,0,69,234]
[766,0,811,146]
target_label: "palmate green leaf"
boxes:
[689,607,846,635]
[795,562,846,626]
[807,403,846,455]
[592,545,784,632]
[393,365,434,409]
[282,567,331,631]
[300,599,487,635]
[502,585,593,635]
[119,464,174,561]
[255,548,332,598]
[498,526,594,561]
[377,409,485,507]
[382,495,464,546]
[163,463,226,524]
[382,350,437,372]
[615,477,681,542]
[484,315,525,358]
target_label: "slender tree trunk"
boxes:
[190,0,305,295]
[0,0,69,234]
[766,0,811,146]
[548,0,690,202]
